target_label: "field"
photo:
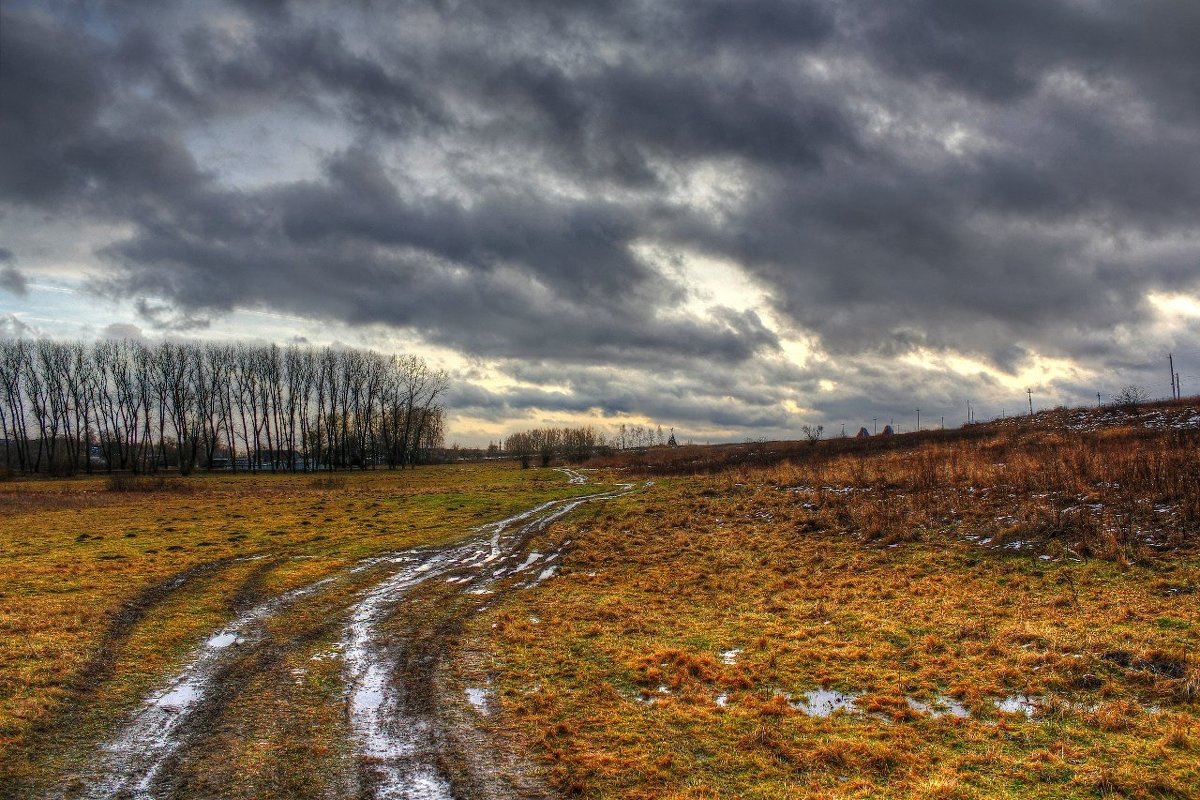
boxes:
[0,464,601,798]
[458,405,1200,799]
[2,403,1199,799]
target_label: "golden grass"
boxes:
[0,463,595,789]
[456,430,1200,798]
[4,416,1199,798]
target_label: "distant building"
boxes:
[856,427,870,438]
[667,429,678,447]
[882,425,894,436]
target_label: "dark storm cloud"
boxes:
[447,361,800,432]
[0,249,29,296]
[3,0,1199,434]
[0,10,108,206]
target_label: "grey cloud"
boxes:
[134,298,212,331]
[0,249,28,296]
[0,313,37,339]
[99,322,146,341]
[0,10,108,206]
[3,0,1199,439]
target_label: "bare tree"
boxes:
[1113,385,1149,410]
[0,338,448,475]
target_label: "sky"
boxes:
[2,1,1200,446]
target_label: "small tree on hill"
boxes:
[1113,385,1148,410]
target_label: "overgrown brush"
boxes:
[308,474,347,490]
[618,415,1200,559]
[105,473,192,493]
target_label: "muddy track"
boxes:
[228,556,285,614]
[4,558,242,799]
[60,471,635,800]
[342,473,636,799]
[74,566,350,800]
[141,614,350,799]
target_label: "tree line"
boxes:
[503,427,606,468]
[0,339,447,475]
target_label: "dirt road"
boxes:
[66,469,632,800]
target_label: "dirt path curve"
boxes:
[81,566,358,799]
[79,469,634,800]
[344,470,635,798]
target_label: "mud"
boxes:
[81,575,339,799]
[55,473,635,800]
[9,558,239,799]
[342,480,637,799]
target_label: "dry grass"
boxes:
[456,413,1200,798]
[0,463,596,791]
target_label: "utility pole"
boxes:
[1027,388,1033,416]
[1177,372,1182,398]
[1097,392,1102,408]
[916,409,920,431]
[1169,353,1176,399]
[966,400,971,425]
[940,415,944,430]
[873,418,877,435]
[841,423,845,438]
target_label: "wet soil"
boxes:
[28,479,634,800]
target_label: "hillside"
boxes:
[450,399,1200,798]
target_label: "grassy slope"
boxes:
[459,419,1200,799]
[0,463,593,791]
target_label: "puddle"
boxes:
[466,687,491,714]
[906,695,971,718]
[205,631,242,649]
[720,649,741,665]
[513,552,542,573]
[152,681,201,711]
[633,685,673,705]
[556,467,588,485]
[532,565,559,584]
[791,689,861,716]
[995,695,1042,717]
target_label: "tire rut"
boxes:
[62,474,637,800]
[343,477,638,800]
[10,558,238,800]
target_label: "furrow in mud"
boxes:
[344,480,637,800]
[79,559,239,697]
[82,574,338,799]
[75,475,636,800]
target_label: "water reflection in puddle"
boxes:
[906,695,971,718]
[205,631,241,649]
[466,687,490,714]
[995,695,1041,717]
[791,689,861,716]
